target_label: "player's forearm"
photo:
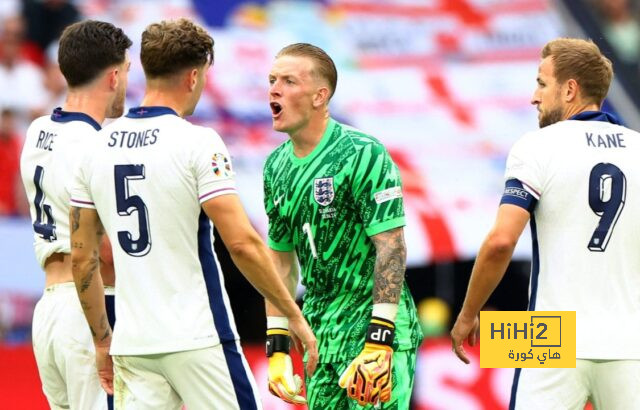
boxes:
[265,249,298,317]
[459,233,516,320]
[371,228,406,306]
[71,247,111,344]
[99,235,115,287]
[229,238,302,319]
[70,206,112,345]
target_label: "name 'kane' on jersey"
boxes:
[503,112,640,360]
[71,107,239,356]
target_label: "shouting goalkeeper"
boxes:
[263,43,423,409]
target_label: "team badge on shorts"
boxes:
[314,177,334,206]
[211,153,231,177]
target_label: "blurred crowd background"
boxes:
[1,0,639,409]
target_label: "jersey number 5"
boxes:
[115,164,151,256]
[588,162,626,252]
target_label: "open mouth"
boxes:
[270,102,282,117]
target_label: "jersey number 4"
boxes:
[115,164,151,257]
[588,162,626,252]
[32,166,57,241]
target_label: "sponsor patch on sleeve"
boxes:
[374,186,403,204]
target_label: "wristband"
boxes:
[366,316,395,347]
[266,328,290,357]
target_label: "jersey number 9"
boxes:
[588,162,626,252]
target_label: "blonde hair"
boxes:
[277,43,338,99]
[541,38,613,105]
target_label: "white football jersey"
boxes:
[21,109,102,267]
[71,107,240,355]
[504,112,640,359]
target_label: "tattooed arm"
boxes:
[99,236,115,287]
[70,206,110,341]
[370,227,407,307]
[70,206,114,393]
[337,227,406,403]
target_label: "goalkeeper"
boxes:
[262,43,423,409]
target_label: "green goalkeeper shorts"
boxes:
[305,348,417,410]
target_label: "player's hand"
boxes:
[266,326,308,405]
[268,352,307,405]
[94,340,114,394]
[288,315,318,376]
[338,317,394,406]
[451,313,479,364]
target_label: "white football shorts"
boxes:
[113,340,261,410]
[32,282,109,410]
[511,359,640,409]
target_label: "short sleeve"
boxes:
[194,130,237,204]
[504,133,543,199]
[351,142,406,237]
[500,179,538,212]
[70,153,96,209]
[263,159,294,252]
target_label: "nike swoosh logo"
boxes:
[274,195,284,206]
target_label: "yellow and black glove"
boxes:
[266,327,306,405]
[338,317,394,406]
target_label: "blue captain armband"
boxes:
[500,179,538,213]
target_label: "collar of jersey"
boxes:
[568,110,621,125]
[289,118,337,165]
[126,106,179,118]
[50,107,101,131]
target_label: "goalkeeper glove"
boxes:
[338,317,394,406]
[266,322,306,405]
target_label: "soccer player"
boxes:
[69,19,317,410]
[20,20,131,410]
[263,43,423,409]
[451,38,640,409]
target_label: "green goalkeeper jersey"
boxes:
[263,118,423,363]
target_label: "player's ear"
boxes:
[312,87,330,108]
[108,68,119,91]
[188,68,199,92]
[565,79,578,103]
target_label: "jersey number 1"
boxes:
[588,163,626,252]
[302,222,318,259]
[115,164,151,256]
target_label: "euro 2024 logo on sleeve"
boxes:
[211,153,231,177]
[314,177,334,206]
[479,311,576,368]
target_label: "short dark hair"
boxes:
[141,18,214,79]
[277,43,338,99]
[541,38,613,105]
[58,20,132,87]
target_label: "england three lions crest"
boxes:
[314,177,334,206]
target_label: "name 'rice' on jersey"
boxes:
[21,108,101,267]
[502,111,640,360]
[71,107,239,356]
